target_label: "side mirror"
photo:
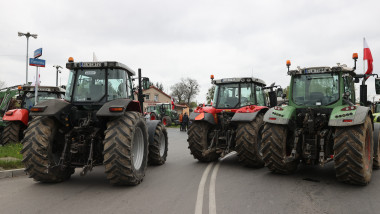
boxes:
[268,91,277,107]
[355,77,360,83]
[276,88,283,97]
[376,78,380,94]
[142,78,150,90]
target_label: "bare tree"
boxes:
[170,78,200,104]
[155,82,164,91]
[183,78,200,105]
[206,85,215,104]
[170,82,186,103]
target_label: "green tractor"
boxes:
[373,101,380,123]
[21,58,168,185]
[261,53,380,185]
[147,103,178,126]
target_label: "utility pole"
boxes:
[18,32,38,84]
[53,65,62,86]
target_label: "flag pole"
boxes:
[363,37,366,74]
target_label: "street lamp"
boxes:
[18,32,38,84]
[53,65,62,86]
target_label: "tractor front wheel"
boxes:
[261,123,298,174]
[235,113,265,168]
[148,123,168,165]
[21,117,74,183]
[162,116,172,127]
[150,113,157,120]
[103,111,148,185]
[334,116,373,185]
[187,121,220,162]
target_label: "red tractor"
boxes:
[2,85,65,145]
[187,76,278,167]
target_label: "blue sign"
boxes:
[29,58,45,67]
[34,48,42,58]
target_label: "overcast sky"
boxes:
[1,0,379,103]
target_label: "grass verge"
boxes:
[0,143,24,170]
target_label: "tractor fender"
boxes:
[189,112,216,125]
[29,99,72,117]
[263,106,296,125]
[146,120,161,145]
[3,109,29,126]
[96,99,140,117]
[231,108,267,122]
[328,106,371,127]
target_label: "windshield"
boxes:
[23,92,61,109]
[65,69,129,102]
[292,73,339,106]
[214,83,264,109]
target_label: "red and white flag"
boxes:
[171,98,175,110]
[364,38,373,75]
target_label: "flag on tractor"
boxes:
[364,38,373,75]
[171,98,175,110]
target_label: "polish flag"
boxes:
[364,38,373,75]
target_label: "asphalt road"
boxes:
[1,128,380,214]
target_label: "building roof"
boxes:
[143,85,171,99]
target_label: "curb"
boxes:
[0,168,26,179]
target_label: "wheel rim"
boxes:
[163,118,167,126]
[151,115,156,120]
[159,133,166,157]
[132,127,144,170]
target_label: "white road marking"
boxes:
[209,162,220,214]
[195,162,214,214]
[195,151,237,214]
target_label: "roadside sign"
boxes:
[34,48,42,58]
[29,58,46,67]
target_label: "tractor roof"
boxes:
[288,64,356,76]
[21,85,66,93]
[213,77,266,86]
[66,61,136,76]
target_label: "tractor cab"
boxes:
[65,60,136,108]
[19,86,65,110]
[287,65,356,108]
[212,77,268,110]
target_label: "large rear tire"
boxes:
[1,121,22,145]
[103,111,149,185]
[235,113,265,168]
[261,123,298,174]
[148,123,168,165]
[21,117,73,183]
[187,121,220,162]
[334,116,373,185]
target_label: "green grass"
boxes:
[0,143,23,159]
[0,161,24,170]
[0,143,24,170]
[168,124,180,128]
